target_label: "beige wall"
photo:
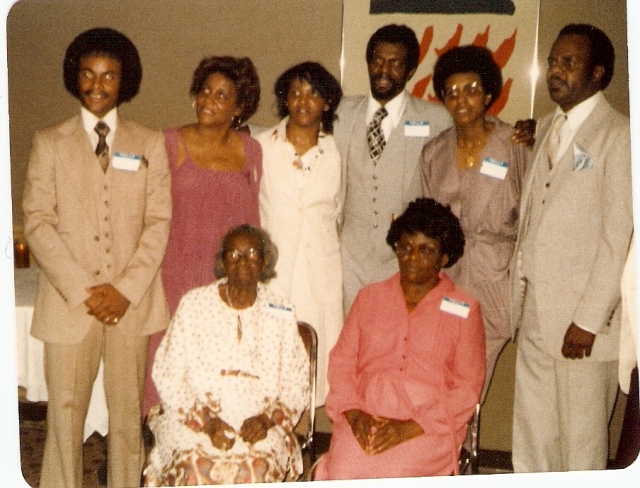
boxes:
[7,0,631,458]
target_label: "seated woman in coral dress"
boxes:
[315,198,485,479]
[144,225,309,485]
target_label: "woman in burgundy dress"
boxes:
[142,56,262,418]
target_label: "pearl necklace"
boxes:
[225,284,243,341]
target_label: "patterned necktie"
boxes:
[94,121,110,172]
[367,107,388,162]
[547,114,567,168]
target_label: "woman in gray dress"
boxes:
[420,45,530,401]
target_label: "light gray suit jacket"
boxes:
[334,92,451,312]
[23,114,172,344]
[510,96,632,361]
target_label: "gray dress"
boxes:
[420,116,529,399]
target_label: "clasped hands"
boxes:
[201,413,274,450]
[84,284,130,325]
[345,409,424,455]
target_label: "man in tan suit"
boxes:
[22,28,171,487]
[510,24,632,472]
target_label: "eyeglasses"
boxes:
[79,69,121,84]
[442,81,483,101]
[394,242,440,259]
[547,55,580,72]
[224,248,262,263]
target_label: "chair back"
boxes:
[297,321,318,454]
[459,403,480,474]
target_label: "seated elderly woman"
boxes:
[314,198,486,479]
[144,224,310,485]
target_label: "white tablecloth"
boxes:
[15,266,109,441]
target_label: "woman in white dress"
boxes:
[258,62,343,405]
[144,225,309,485]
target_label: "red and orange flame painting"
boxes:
[411,25,516,116]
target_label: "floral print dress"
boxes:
[144,279,309,485]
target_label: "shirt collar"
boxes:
[366,90,407,128]
[81,106,118,136]
[556,91,602,132]
[271,115,327,153]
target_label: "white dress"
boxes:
[258,117,343,405]
[144,279,309,485]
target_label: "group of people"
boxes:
[20,18,634,488]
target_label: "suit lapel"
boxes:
[518,114,554,236]
[341,99,368,208]
[57,116,100,221]
[400,95,427,201]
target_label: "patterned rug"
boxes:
[20,418,107,488]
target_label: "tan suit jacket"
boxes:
[510,96,632,361]
[23,115,172,343]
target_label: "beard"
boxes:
[370,73,406,103]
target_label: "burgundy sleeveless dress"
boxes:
[142,127,262,417]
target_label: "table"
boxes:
[15,265,109,441]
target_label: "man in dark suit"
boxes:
[510,24,632,472]
[334,24,452,315]
[22,28,171,487]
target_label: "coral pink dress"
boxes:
[142,127,262,417]
[315,273,485,479]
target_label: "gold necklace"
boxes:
[225,284,243,341]
[457,133,489,168]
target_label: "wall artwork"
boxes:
[344,0,540,124]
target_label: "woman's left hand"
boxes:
[367,418,425,454]
[239,413,274,444]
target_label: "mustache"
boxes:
[372,73,392,84]
[547,76,566,87]
[82,90,109,98]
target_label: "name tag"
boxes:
[440,297,470,318]
[112,152,141,171]
[404,121,430,138]
[268,302,294,320]
[479,157,508,180]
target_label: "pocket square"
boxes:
[573,143,592,171]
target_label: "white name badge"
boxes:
[440,297,471,319]
[479,157,508,180]
[268,302,294,320]
[404,121,430,138]
[112,152,141,171]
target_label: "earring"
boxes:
[191,100,196,108]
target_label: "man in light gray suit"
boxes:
[510,24,632,472]
[334,24,452,315]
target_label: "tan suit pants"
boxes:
[40,321,148,488]
[512,285,618,472]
